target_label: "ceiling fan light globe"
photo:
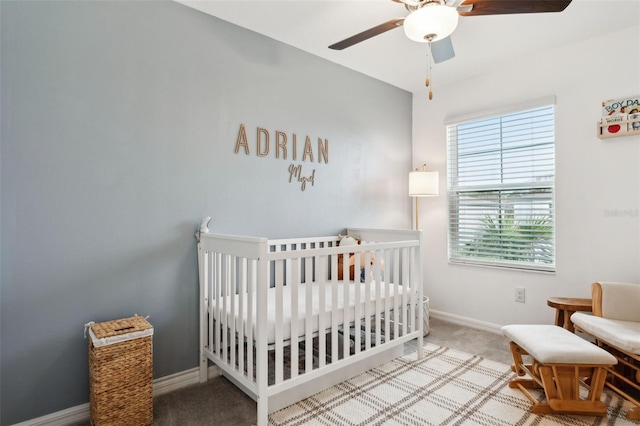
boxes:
[403,4,459,43]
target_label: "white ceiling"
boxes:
[176,0,640,94]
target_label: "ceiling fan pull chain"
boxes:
[426,42,433,100]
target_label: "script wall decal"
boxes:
[233,123,329,191]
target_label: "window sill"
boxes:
[448,259,556,274]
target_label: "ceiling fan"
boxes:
[329,0,573,64]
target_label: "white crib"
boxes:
[196,225,424,426]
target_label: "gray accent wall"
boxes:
[0,2,412,423]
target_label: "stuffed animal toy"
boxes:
[353,251,385,282]
[337,235,385,282]
[337,235,359,281]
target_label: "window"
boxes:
[446,98,555,272]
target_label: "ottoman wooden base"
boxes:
[502,325,617,417]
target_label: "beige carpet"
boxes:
[268,343,636,426]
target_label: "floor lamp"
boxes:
[409,165,439,230]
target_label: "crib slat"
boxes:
[401,248,409,335]
[275,254,284,384]
[411,247,423,331]
[362,251,372,352]
[317,254,326,368]
[247,258,255,383]
[382,249,390,343]
[352,253,368,355]
[230,256,237,370]
[290,258,300,379]
[204,252,211,357]
[283,257,292,378]
[406,247,414,333]
[304,256,313,374]
[214,253,222,358]
[222,254,230,363]
[373,249,380,347]
[393,248,400,339]
[207,252,214,356]
[345,252,355,357]
[330,249,340,363]
[237,257,246,376]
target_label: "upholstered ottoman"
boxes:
[502,324,617,417]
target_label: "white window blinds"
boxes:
[446,100,555,272]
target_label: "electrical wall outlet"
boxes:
[515,287,526,303]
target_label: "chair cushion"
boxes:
[501,324,617,365]
[599,282,640,322]
[571,312,640,355]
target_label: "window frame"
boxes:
[445,96,556,273]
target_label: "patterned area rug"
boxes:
[269,343,637,425]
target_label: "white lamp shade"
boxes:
[403,4,459,43]
[409,171,439,197]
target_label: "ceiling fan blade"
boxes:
[431,36,455,63]
[459,0,572,16]
[446,0,466,7]
[329,18,404,50]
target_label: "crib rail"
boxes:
[197,230,423,424]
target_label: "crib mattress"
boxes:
[212,281,411,345]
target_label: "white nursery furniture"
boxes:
[196,224,424,426]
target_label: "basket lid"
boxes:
[88,316,153,347]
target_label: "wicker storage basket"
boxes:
[88,316,153,426]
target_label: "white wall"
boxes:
[413,25,640,329]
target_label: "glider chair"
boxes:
[571,282,640,421]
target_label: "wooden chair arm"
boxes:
[591,282,603,317]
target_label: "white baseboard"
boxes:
[429,309,503,335]
[11,366,221,426]
[10,403,91,426]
